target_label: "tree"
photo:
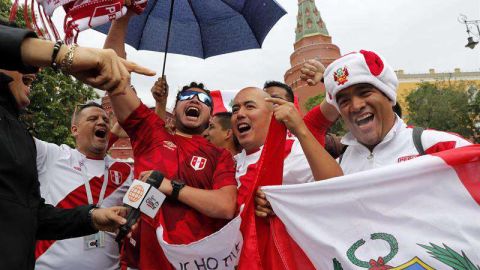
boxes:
[406,81,479,143]
[304,93,347,136]
[22,68,99,147]
[2,0,99,147]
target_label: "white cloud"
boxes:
[51,0,480,107]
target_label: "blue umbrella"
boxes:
[97,0,286,75]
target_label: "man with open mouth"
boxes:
[34,102,134,270]
[103,13,237,269]
[231,87,342,207]
[310,50,471,174]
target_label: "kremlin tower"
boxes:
[284,0,341,115]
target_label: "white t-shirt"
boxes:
[340,117,472,174]
[235,137,315,186]
[34,139,133,270]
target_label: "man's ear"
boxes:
[71,125,79,137]
[225,129,233,140]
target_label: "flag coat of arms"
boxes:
[263,145,480,270]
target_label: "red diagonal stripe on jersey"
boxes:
[35,162,131,259]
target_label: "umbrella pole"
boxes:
[161,0,175,78]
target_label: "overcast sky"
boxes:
[52,0,480,108]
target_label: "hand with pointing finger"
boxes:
[265,97,307,136]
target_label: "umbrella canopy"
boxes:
[96,0,286,59]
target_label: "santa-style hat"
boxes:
[324,50,398,110]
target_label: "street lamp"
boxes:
[458,14,480,49]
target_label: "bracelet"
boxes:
[50,40,64,72]
[60,44,78,74]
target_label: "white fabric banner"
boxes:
[156,214,243,270]
[263,154,480,270]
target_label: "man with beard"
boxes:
[103,11,237,270]
[34,102,133,270]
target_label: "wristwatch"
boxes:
[171,180,186,201]
[87,206,99,230]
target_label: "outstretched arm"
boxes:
[102,12,143,123]
[139,171,237,219]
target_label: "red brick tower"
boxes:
[284,0,341,115]
[101,94,134,161]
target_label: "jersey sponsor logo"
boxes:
[190,156,207,171]
[397,155,418,163]
[110,170,122,185]
[163,141,177,151]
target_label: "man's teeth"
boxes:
[238,124,250,132]
[356,113,374,126]
[186,107,200,117]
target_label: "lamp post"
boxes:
[458,15,480,49]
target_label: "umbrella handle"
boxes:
[161,0,175,77]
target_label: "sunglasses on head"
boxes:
[178,90,212,107]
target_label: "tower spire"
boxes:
[284,0,341,115]
[296,0,329,42]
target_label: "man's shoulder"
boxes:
[420,128,472,152]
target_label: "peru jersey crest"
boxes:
[190,156,207,171]
[333,66,349,85]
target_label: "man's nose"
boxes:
[350,96,366,112]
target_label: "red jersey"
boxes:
[120,103,236,269]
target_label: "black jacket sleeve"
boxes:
[0,24,39,74]
[36,200,98,240]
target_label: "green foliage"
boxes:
[406,81,480,143]
[21,68,99,147]
[1,0,27,28]
[2,0,99,147]
[419,243,480,270]
[304,93,347,136]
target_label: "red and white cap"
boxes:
[324,50,398,110]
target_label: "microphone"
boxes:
[115,170,164,243]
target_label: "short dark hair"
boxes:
[176,82,210,100]
[263,81,294,102]
[71,102,104,125]
[175,82,214,112]
[212,111,240,149]
[213,112,232,130]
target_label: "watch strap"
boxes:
[171,180,185,201]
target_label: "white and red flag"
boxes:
[262,145,480,269]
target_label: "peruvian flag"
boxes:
[262,145,480,269]
[209,90,237,115]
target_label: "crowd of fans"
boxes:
[0,9,472,270]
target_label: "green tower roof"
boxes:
[295,0,330,42]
